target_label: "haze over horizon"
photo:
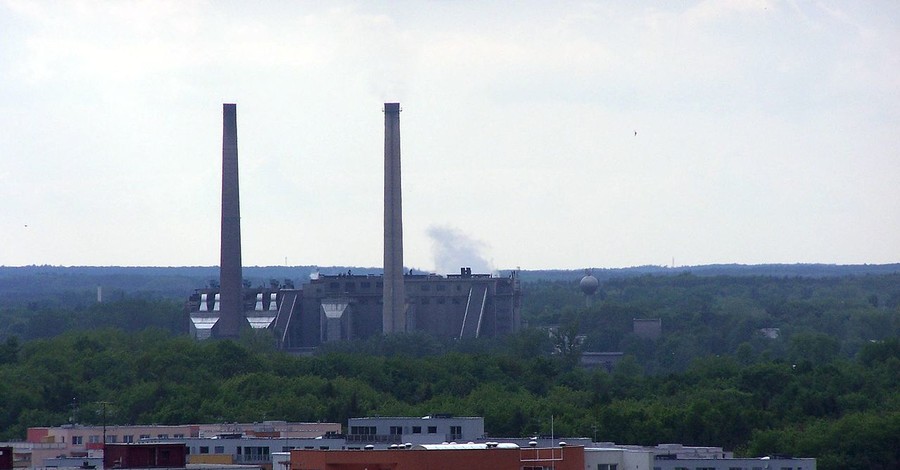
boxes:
[1,1,898,271]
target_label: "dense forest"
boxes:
[0,269,898,470]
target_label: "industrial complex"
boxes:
[187,103,521,349]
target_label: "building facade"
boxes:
[188,270,521,350]
[291,443,585,470]
[345,416,484,447]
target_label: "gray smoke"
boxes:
[427,225,493,275]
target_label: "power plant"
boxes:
[188,103,521,349]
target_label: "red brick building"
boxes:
[291,443,583,470]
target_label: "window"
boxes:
[598,465,618,470]
[350,426,377,435]
[174,434,185,439]
[157,434,169,439]
[199,447,209,454]
[214,446,224,454]
[243,446,270,461]
[105,435,117,443]
[89,435,101,444]
[412,426,421,434]
[389,426,403,435]
[427,426,437,434]
[139,434,150,440]
[450,426,462,439]
[72,436,83,445]
[123,435,134,443]
[361,282,371,289]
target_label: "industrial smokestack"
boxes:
[383,102,406,334]
[216,103,246,338]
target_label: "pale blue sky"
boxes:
[1,1,898,270]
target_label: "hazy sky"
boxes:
[1,1,898,271]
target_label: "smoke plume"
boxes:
[427,225,493,275]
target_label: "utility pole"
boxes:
[97,401,112,456]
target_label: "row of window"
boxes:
[388,425,461,435]
[663,467,796,470]
[351,425,454,436]
[331,297,465,306]
[197,446,226,454]
[324,282,473,293]
[69,433,184,445]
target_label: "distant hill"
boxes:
[508,263,900,283]
[1,263,898,307]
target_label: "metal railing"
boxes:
[345,434,402,444]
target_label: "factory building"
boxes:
[188,269,520,349]
[276,269,520,349]
[188,102,521,347]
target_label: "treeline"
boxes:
[0,298,186,341]
[524,273,900,373]
[2,272,899,470]
[0,330,897,470]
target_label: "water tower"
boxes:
[579,270,599,307]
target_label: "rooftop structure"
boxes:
[346,416,484,446]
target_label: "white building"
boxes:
[346,415,484,447]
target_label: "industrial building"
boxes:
[187,103,521,347]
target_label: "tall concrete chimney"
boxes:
[382,102,406,334]
[216,103,245,338]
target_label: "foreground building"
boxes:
[6,417,816,470]
[291,443,584,470]
[14,422,339,469]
